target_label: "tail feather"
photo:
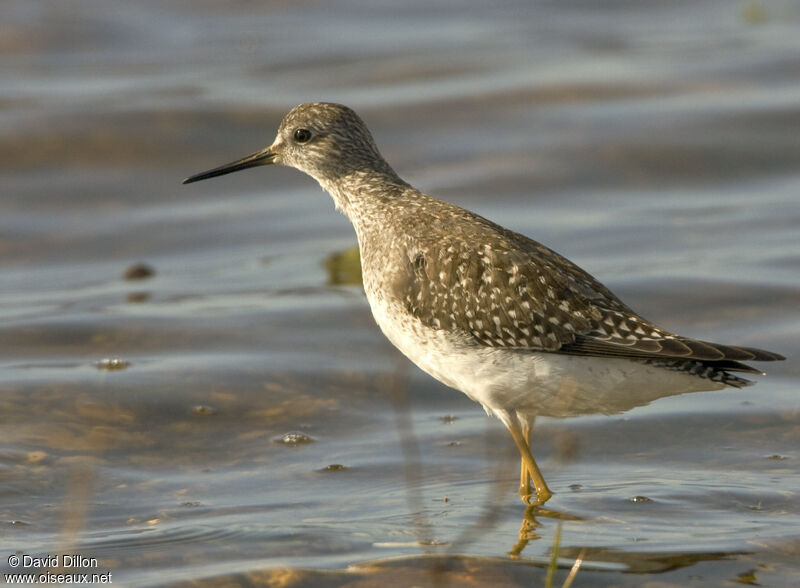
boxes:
[646,358,757,388]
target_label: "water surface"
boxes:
[1,1,799,586]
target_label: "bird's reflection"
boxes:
[510,502,585,558]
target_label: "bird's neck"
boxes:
[317,168,411,230]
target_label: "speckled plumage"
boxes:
[184,102,784,503]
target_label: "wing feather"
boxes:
[394,207,783,365]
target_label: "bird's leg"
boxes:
[519,421,532,500]
[506,415,552,504]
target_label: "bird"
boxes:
[183,102,784,505]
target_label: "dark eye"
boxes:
[293,128,312,143]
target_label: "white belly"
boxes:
[367,295,724,419]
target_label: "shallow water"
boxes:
[1,1,799,586]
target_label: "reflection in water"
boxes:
[510,506,584,559]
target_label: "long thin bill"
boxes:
[182,148,276,184]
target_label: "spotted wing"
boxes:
[396,213,782,364]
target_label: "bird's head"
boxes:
[183,102,390,186]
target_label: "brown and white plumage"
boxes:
[184,102,784,504]
[382,195,781,379]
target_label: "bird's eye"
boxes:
[293,128,312,143]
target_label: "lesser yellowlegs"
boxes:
[184,102,784,504]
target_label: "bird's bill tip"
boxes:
[182,148,276,185]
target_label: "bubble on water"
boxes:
[191,405,217,415]
[629,495,653,503]
[96,358,130,370]
[274,431,316,446]
[320,464,347,472]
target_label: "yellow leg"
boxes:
[506,415,552,504]
[519,421,532,498]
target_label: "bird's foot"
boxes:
[519,483,553,506]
